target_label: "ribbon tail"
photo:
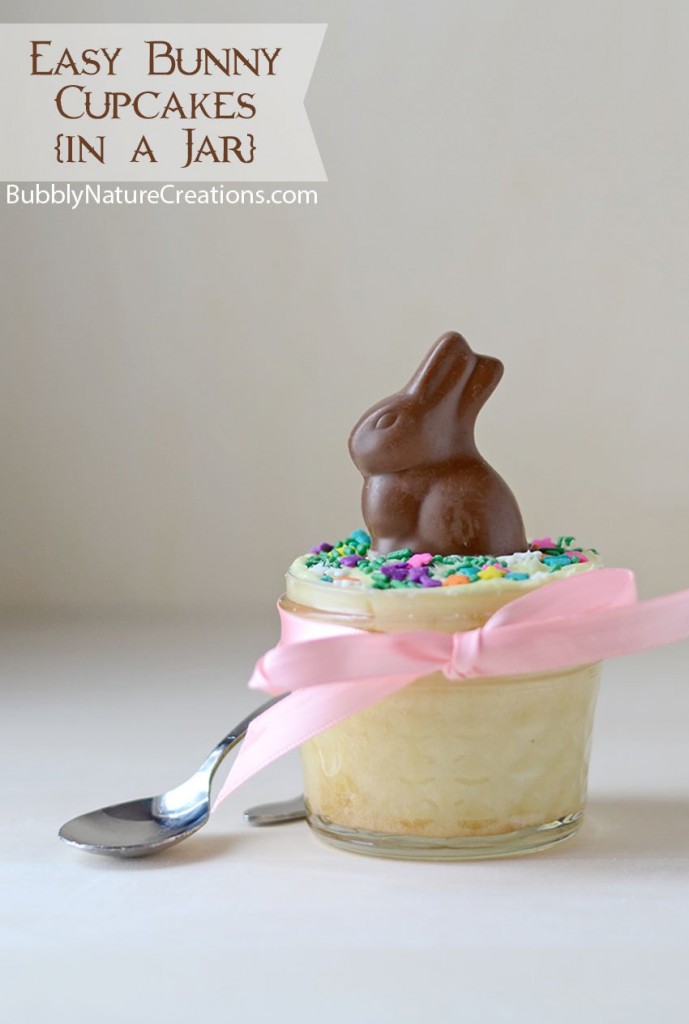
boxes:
[584,590,689,660]
[212,673,419,811]
[479,590,689,678]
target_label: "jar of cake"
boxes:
[283,538,601,860]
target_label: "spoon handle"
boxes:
[244,794,307,826]
[200,694,286,781]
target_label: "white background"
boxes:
[2,0,689,614]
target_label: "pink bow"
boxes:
[213,569,689,808]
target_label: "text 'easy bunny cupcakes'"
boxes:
[348,331,528,557]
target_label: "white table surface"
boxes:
[2,618,688,1023]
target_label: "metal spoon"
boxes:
[58,696,285,857]
[243,794,307,826]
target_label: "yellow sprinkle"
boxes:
[477,566,506,580]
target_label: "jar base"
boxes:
[307,810,584,861]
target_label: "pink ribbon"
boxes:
[214,569,689,808]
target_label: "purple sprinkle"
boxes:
[317,543,333,552]
[380,564,409,581]
[420,575,442,588]
[407,567,426,583]
[340,555,362,567]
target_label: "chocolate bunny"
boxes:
[348,331,528,556]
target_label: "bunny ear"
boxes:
[406,332,475,405]
[459,353,504,422]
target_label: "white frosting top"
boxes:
[285,534,600,629]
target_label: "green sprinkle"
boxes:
[304,531,593,592]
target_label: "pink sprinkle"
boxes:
[531,536,554,549]
[575,553,589,562]
[408,553,433,568]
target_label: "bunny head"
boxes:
[348,331,527,556]
[349,332,503,476]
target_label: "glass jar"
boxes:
[283,571,600,860]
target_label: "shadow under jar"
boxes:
[283,567,601,860]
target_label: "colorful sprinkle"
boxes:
[542,555,573,567]
[340,555,363,567]
[300,531,595,590]
[477,566,506,580]
[443,574,471,586]
[407,567,427,583]
[380,564,409,581]
[530,536,555,550]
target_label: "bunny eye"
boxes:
[375,412,398,430]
